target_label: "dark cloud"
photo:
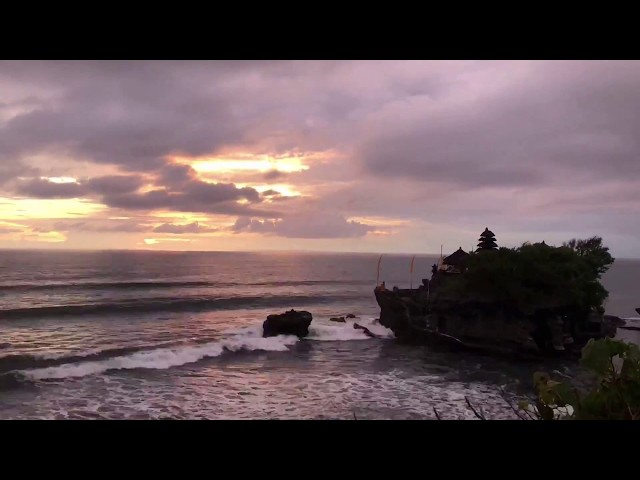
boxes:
[153,222,218,234]
[261,189,281,197]
[157,163,198,187]
[15,178,86,199]
[231,217,277,234]
[86,175,144,195]
[10,172,276,218]
[101,180,275,217]
[14,175,142,199]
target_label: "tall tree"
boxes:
[563,236,615,277]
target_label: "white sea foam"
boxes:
[22,333,299,380]
[20,317,391,381]
[308,317,394,341]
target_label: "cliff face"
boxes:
[374,282,621,358]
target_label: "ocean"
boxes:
[0,250,638,420]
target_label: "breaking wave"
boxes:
[19,334,300,381]
[2,318,391,382]
[308,318,394,341]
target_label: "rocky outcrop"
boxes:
[636,307,640,315]
[346,314,357,319]
[604,315,627,326]
[353,323,376,338]
[330,316,346,323]
[263,310,313,338]
[374,286,622,358]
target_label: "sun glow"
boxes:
[0,198,105,219]
[144,238,193,246]
[44,176,78,184]
[175,153,309,175]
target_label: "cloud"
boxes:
[0,161,37,185]
[357,61,640,188]
[9,171,276,217]
[101,180,277,217]
[153,222,218,234]
[42,220,152,233]
[15,178,86,199]
[14,174,143,199]
[86,175,144,195]
[2,61,640,255]
[231,211,375,239]
[231,217,277,234]
[263,169,286,181]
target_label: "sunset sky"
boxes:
[0,60,639,257]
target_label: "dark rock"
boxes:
[353,323,377,338]
[374,285,622,359]
[636,307,640,315]
[603,315,626,327]
[330,316,346,323]
[263,310,313,338]
[346,314,357,319]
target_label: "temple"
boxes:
[438,247,469,274]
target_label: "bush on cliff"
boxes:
[435,237,614,314]
[519,337,640,420]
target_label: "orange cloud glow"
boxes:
[174,153,309,175]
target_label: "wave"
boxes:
[0,343,182,374]
[0,279,372,292]
[5,318,391,382]
[17,334,300,381]
[308,318,394,341]
[0,293,368,320]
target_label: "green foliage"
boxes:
[563,236,615,277]
[436,237,613,314]
[520,338,640,420]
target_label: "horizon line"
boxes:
[0,246,638,260]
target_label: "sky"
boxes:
[0,60,638,257]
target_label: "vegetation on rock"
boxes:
[434,236,614,315]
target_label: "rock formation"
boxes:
[353,323,377,338]
[263,310,313,338]
[375,286,622,358]
[374,229,622,359]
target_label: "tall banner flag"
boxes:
[376,255,383,286]
[410,255,416,289]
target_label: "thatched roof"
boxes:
[443,247,470,266]
[480,227,495,238]
[477,239,498,249]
